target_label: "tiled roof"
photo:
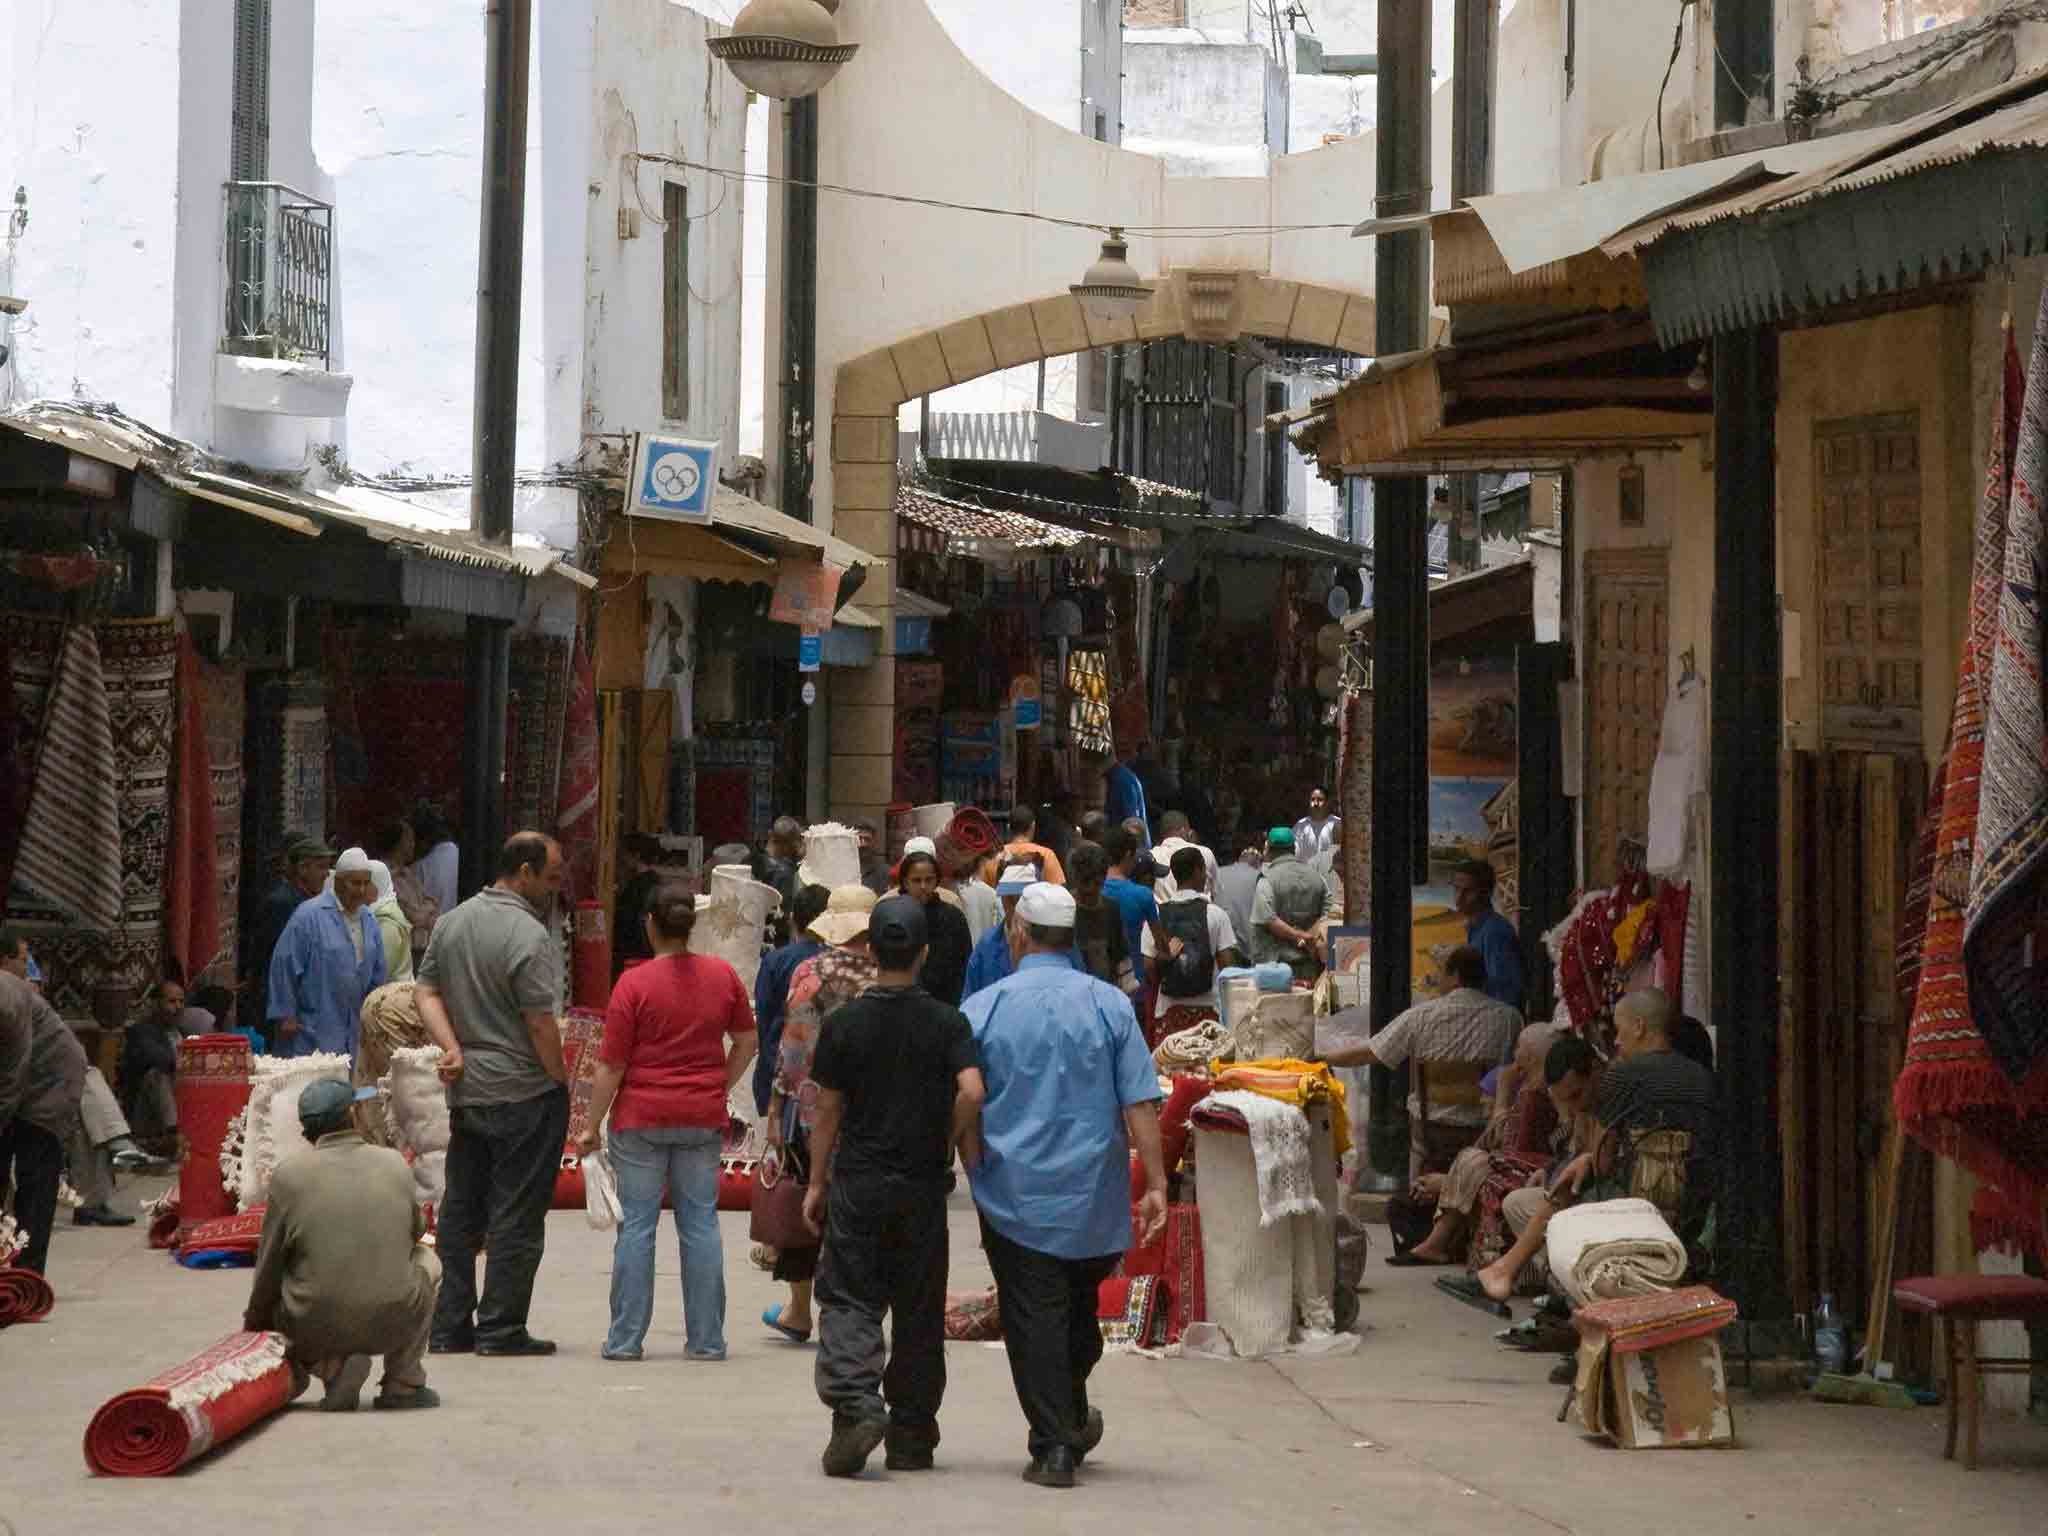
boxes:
[896,487,1089,551]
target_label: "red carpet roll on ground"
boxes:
[0,1265,55,1325]
[176,1034,253,1227]
[84,1330,295,1476]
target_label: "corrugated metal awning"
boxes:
[1347,127,1894,314]
[1614,69,2048,343]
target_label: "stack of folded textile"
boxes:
[1545,1197,1687,1305]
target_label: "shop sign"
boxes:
[768,559,844,630]
[1010,674,1042,731]
[629,432,720,522]
[798,630,822,672]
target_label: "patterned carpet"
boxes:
[508,633,570,834]
[1,616,177,1016]
[195,656,246,972]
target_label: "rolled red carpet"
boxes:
[176,1034,253,1226]
[84,1331,294,1476]
[0,1265,55,1326]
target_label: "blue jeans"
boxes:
[605,1125,727,1358]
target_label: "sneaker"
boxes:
[600,1347,643,1361]
[1022,1446,1076,1489]
[110,1142,172,1172]
[319,1356,373,1413]
[372,1386,441,1411]
[821,1418,886,1478]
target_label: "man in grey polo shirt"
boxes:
[417,831,568,1357]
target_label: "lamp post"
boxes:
[1070,230,1151,325]
[706,0,857,100]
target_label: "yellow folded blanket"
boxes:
[1210,1058,1350,1161]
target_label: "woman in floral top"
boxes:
[761,885,878,1343]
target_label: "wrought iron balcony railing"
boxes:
[222,181,333,367]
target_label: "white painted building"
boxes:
[0,0,748,556]
[0,0,347,470]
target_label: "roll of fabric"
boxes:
[175,1034,253,1227]
[0,1265,55,1326]
[1544,1197,1687,1305]
[1192,1125,1294,1359]
[174,1207,265,1268]
[83,1331,295,1476]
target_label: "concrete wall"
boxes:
[0,1,188,423]
[171,0,235,450]
[579,1,747,458]
[1124,35,1286,176]
[319,0,744,550]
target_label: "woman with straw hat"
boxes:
[761,885,878,1343]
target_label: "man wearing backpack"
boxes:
[1141,847,1242,1041]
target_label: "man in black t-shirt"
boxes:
[805,895,985,1480]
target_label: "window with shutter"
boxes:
[232,0,272,182]
[662,182,689,422]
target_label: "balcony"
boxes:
[217,182,351,422]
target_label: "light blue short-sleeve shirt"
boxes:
[964,953,1162,1261]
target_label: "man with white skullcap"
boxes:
[962,882,1167,1489]
[267,846,387,1057]
[963,862,1081,1000]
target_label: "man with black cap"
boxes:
[802,894,984,1479]
[244,1078,442,1412]
[963,883,1167,1490]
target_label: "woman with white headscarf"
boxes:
[369,859,414,981]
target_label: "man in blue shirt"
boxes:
[963,883,1167,1490]
[964,864,1083,999]
[268,848,386,1057]
[1103,748,1150,848]
[1100,825,1162,965]
[1451,859,1523,1012]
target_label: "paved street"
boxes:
[4,1175,2043,1534]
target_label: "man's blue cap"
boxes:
[298,1078,379,1126]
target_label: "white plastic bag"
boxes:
[582,1150,622,1231]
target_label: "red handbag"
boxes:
[748,1149,812,1248]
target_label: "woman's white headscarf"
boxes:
[368,859,397,903]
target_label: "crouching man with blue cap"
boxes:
[243,1077,443,1412]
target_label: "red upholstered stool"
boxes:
[1892,1273,2048,1470]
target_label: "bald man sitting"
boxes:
[1475,988,1714,1304]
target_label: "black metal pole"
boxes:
[1711,326,1790,1326]
[781,94,819,524]
[1366,0,1432,1180]
[461,0,528,897]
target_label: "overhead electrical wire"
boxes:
[628,151,1362,238]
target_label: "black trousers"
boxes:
[433,1085,569,1346]
[815,1173,949,1446]
[0,1121,64,1274]
[980,1217,1122,1460]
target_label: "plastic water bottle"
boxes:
[1814,1293,1848,1375]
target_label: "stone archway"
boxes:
[824,269,1377,823]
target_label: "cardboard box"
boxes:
[1578,1334,1735,1449]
